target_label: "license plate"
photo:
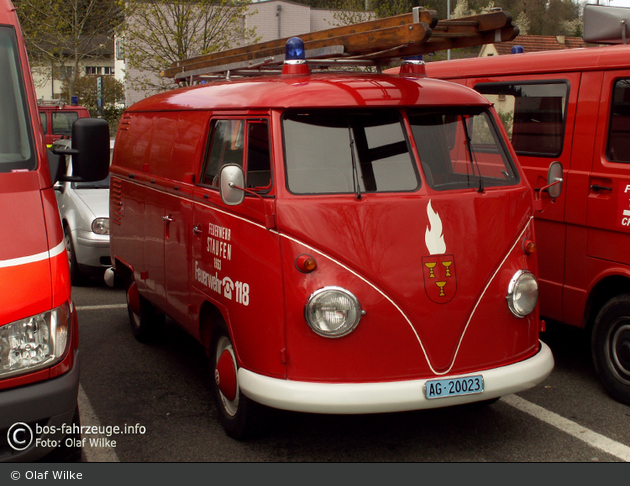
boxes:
[424,375,484,399]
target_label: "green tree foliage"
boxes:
[121,0,259,95]
[61,75,125,135]
[13,0,121,98]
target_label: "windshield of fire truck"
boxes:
[0,26,35,172]
[283,109,420,195]
[408,107,519,191]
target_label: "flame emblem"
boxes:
[423,201,457,303]
[425,200,446,255]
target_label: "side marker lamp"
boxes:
[523,239,537,255]
[295,254,317,273]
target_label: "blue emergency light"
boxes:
[282,37,309,75]
[399,55,427,78]
[285,37,305,61]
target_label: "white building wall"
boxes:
[33,58,115,103]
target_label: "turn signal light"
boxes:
[523,239,537,255]
[295,254,317,273]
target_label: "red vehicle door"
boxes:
[191,116,285,377]
[586,71,630,269]
[473,73,582,323]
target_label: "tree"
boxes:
[120,0,260,95]
[61,75,125,135]
[13,0,121,99]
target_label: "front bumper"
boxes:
[0,350,80,462]
[74,230,111,271]
[239,341,553,414]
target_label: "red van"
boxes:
[108,17,554,438]
[0,0,109,461]
[38,100,90,148]
[412,4,630,405]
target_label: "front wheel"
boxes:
[210,325,263,439]
[591,295,630,405]
[64,225,86,286]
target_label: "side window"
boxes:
[39,112,47,134]
[607,78,630,163]
[476,82,568,157]
[246,120,271,190]
[202,120,244,186]
[201,119,271,190]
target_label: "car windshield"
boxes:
[408,107,519,191]
[0,26,35,172]
[283,109,420,195]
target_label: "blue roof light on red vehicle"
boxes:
[285,37,305,61]
[399,55,427,78]
[282,37,310,76]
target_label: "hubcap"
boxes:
[215,336,239,417]
[607,318,630,386]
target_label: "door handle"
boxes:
[192,224,202,235]
[590,184,613,192]
[162,214,174,222]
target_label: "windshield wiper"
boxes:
[347,124,362,200]
[462,116,484,194]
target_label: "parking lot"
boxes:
[72,283,630,462]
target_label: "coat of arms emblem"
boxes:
[422,254,457,304]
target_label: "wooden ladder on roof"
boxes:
[161,7,519,83]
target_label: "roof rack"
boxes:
[37,99,67,106]
[162,7,518,83]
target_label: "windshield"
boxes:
[0,26,35,172]
[408,108,518,191]
[283,109,419,195]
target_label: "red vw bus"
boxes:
[0,0,109,461]
[108,20,554,438]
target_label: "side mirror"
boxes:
[534,161,564,212]
[546,161,564,200]
[219,164,245,206]
[54,118,110,183]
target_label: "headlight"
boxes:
[92,217,109,235]
[0,302,71,378]
[506,270,538,318]
[305,287,364,338]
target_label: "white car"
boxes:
[54,139,112,285]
